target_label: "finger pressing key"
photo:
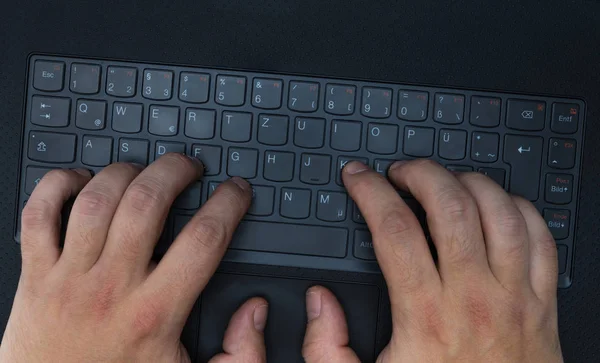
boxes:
[143,177,252,327]
[341,162,440,303]
[387,160,491,280]
[98,153,203,284]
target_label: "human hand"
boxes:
[302,160,563,363]
[0,154,268,363]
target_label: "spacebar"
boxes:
[230,221,348,258]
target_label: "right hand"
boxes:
[302,160,564,363]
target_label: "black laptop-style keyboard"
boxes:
[16,55,584,288]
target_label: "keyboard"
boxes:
[16,55,584,288]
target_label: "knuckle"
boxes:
[186,216,228,252]
[74,188,115,217]
[125,179,165,212]
[21,199,54,229]
[130,299,167,338]
[434,187,474,222]
[378,209,414,238]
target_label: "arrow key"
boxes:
[548,138,576,169]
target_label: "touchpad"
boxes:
[198,273,380,363]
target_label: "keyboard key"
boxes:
[331,120,361,152]
[317,191,347,222]
[31,96,70,127]
[354,230,375,260]
[470,96,501,127]
[557,245,568,274]
[478,168,506,188]
[155,141,185,161]
[185,109,215,139]
[506,99,546,131]
[404,126,434,157]
[353,202,366,224]
[300,154,331,185]
[231,221,347,257]
[143,69,173,100]
[257,115,288,146]
[294,117,325,148]
[373,159,394,177]
[149,105,179,136]
[367,123,398,155]
[446,165,473,172]
[227,148,258,178]
[25,167,54,195]
[106,66,137,97]
[207,181,221,198]
[543,209,570,240]
[280,188,311,219]
[216,75,246,106]
[28,131,76,163]
[545,174,573,204]
[221,112,252,142]
[471,132,499,163]
[549,138,576,169]
[438,129,467,160]
[70,63,101,94]
[289,81,319,112]
[248,186,275,216]
[252,78,283,109]
[192,144,221,176]
[76,100,107,130]
[118,138,149,165]
[361,87,392,118]
[264,151,294,182]
[434,93,464,124]
[398,90,428,121]
[503,135,543,201]
[174,182,202,210]
[325,84,356,115]
[82,136,113,166]
[33,60,64,91]
[112,102,143,133]
[551,103,579,134]
[337,156,369,185]
[179,72,210,103]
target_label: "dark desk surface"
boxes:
[1,1,600,361]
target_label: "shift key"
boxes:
[28,131,76,163]
[503,135,543,201]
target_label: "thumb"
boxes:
[209,297,268,363]
[302,286,361,363]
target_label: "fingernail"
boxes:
[343,161,368,175]
[72,168,91,177]
[131,163,146,170]
[230,176,250,191]
[389,160,409,171]
[187,155,204,168]
[306,288,322,322]
[253,304,269,332]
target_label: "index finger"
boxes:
[142,177,252,325]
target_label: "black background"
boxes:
[1,1,599,362]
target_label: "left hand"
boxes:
[0,153,268,363]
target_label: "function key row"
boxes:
[33,60,580,133]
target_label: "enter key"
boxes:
[504,135,544,201]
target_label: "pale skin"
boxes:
[0,154,563,363]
